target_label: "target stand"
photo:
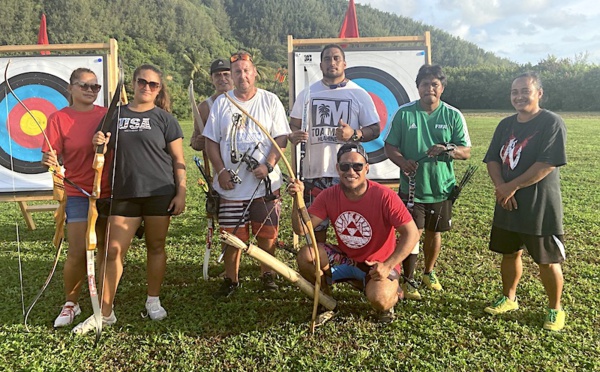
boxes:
[0,40,123,229]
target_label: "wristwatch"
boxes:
[351,129,362,142]
[264,162,274,173]
[444,142,457,152]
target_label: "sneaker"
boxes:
[72,311,116,335]
[215,277,239,298]
[402,279,422,301]
[144,299,167,321]
[484,295,519,315]
[261,272,279,291]
[543,308,566,331]
[422,271,443,291]
[376,307,395,324]
[54,302,81,328]
[314,306,337,327]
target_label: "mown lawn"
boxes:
[0,112,598,371]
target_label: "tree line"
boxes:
[1,0,597,117]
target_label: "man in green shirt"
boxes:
[384,64,471,300]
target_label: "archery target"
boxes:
[293,49,426,181]
[0,56,106,192]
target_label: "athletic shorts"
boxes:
[323,243,400,286]
[399,193,452,232]
[65,196,110,223]
[489,226,566,265]
[110,194,174,217]
[303,177,339,232]
[218,190,280,241]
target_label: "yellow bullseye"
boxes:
[20,110,47,135]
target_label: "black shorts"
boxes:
[489,226,566,265]
[111,194,174,217]
[399,193,452,232]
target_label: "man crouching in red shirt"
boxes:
[289,143,419,325]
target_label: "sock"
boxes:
[146,295,160,304]
[402,254,418,281]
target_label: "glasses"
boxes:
[327,81,347,90]
[72,81,102,93]
[136,78,161,91]
[230,53,253,63]
[339,162,365,172]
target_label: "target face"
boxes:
[0,72,69,174]
[0,56,107,193]
[293,49,426,180]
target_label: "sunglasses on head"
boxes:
[136,78,161,91]
[230,53,253,63]
[339,162,365,172]
[72,81,102,93]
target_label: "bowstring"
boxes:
[100,98,122,319]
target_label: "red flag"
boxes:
[37,14,50,55]
[339,0,359,38]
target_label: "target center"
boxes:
[20,110,47,135]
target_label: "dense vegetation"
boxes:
[1,0,598,114]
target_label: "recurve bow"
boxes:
[4,61,69,328]
[85,65,124,345]
[225,93,322,333]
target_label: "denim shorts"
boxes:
[65,196,110,223]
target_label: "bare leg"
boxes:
[501,251,523,301]
[143,216,170,297]
[365,278,399,311]
[539,263,563,309]
[223,244,242,282]
[101,215,140,316]
[297,243,331,295]
[423,231,441,273]
[256,237,276,274]
[63,221,88,303]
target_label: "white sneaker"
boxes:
[144,299,167,321]
[72,311,116,335]
[54,302,81,328]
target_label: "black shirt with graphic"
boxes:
[106,105,183,199]
[484,109,566,235]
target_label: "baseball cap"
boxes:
[337,143,368,162]
[210,58,230,74]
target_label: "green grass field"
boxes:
[1,112,599,371]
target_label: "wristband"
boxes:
[264,162,274,173]
[217,168,227,177]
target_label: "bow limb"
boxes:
[225,93,322,333]
[85,65,124,345]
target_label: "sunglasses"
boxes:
[136,78,161,91]
[339,162,365,172]
[326,81,348,90]
[72,81,102,93]
[230,53,253,63]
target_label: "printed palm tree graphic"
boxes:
[318,104,331,125]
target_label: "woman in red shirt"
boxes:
[42,68,109,328]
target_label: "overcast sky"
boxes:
[356,0,600,65]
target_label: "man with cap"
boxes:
[288,44,381,243]
[190,58,233,151]
[288,143,419,324]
